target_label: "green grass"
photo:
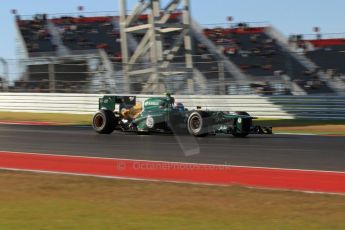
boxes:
[0,170,344,230]
[256,118,345,127]
[0,111,92,125]
[274,131,345,135]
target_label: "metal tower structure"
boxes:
[119,0,193,94]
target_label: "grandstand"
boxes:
[203,24,338,95]
[10,1,345,95]
[304,37,345,80]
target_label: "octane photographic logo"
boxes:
[115,159,232,172]
[116,161,126,171]
[131,161,230,171]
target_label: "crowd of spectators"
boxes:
[301,38,345,82]
[285,33,345,85]
[10,79,89,93]
[203,24,335,94]
[17,14,55,54]
[52,16,122,61]
[17,14,123,61]
[14,14,125,93]
[14,13,339,95]
[204,25,278,73]
[0,77,3,91]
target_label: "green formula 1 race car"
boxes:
[92,94,272,137]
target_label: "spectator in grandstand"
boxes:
[224,47,238,57]
[197,43,208,54]
[325,69,335,79]
[89,29,99,34]
[237,23,246,28]
[262,82,274,95]
[250,34,259,43]
[274,70,284,77]
[113,53,122,62]
[97,43,108,49]
[305,76,323,90]
[109,29,120,37]
[201,53,212,60]
[262,64,273,71]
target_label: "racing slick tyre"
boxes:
[232,111,252,138]
[187,112,209,137]
[92,110,117,134]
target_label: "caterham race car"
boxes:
[92,94,272,137]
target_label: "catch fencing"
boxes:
[0,93,345,119]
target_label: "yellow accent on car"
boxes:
[121,102,142,120]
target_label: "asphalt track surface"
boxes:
[0,124,344,172]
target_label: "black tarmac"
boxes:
[0,124,344,171]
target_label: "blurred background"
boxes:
[0,0,345,96]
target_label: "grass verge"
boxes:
[256,118,345,127]
[256,119,345,134]
[0,170,344,230]
[0,111,92,125]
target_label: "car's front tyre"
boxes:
[187,112,209,137]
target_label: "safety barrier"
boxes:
[0,93,345,119]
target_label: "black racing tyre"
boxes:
[92,110,116,134]
[232,111,251,138]
[187,112,209,137]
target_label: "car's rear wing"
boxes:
[99,95,136,111]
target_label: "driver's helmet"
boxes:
[175,102,185,111]
[165,93,175,106]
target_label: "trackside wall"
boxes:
[0,93,345,119]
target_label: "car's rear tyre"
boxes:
[92,110,116,134]
[187,112,209,137]
[232,111,251,138]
